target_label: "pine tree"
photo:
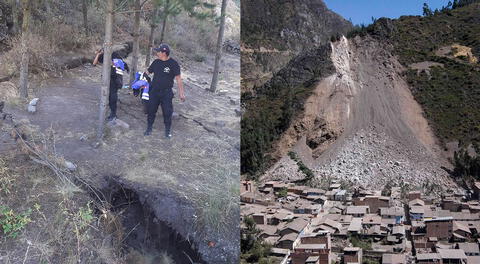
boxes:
[129,0,141,84]
[422,3,433,17]
[209,0,228,93]
[97,0,114,141]
[145,5,159,67]
[19,0,31,98]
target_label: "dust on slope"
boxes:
[265,36,456,192]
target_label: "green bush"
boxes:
[0,206,32,239]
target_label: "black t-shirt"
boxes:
[147,58,181,94]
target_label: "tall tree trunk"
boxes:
[145,6,159,67]
[10,0,20,34]
[82,0,88,35]
[19,0,31,98]
[130,0,141,84]
[209,0,228,93]
[159,14,167,43]
[97,0,114,141]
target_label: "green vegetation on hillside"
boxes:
[348,2,480,148]
[288,151,314,184]
[241,46,335,178]
[240,217,273,263]
[394,2,480,146]
[453,144,480,180]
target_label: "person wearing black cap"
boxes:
[144,44,185,137]
[93,49,129,121]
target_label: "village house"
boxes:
[278,232,300,250]
[343,247,362,264]
[346,206,370,217]
[311,217,342,235]
[290,231,332,264]
[289,185,309,195]
[436,248,468,264]
[455,242,480,256]
[258,224,277,240]
[380,206,405,224]
[329,183,341,190]
[362,214,382,228]
[241,180,254,194]
[425,217,453,240]
[348,218,363,234]
[382,253,406,264]
[334,189,347,201]
[252,213,266,225]
[278,218,309,237]
[353,195,390,213]
[409,206,425,221]
[292,199,322,215]
[416,253,441,264]
[270,248,290,263]
[408,191,422,201]
[453,221,471,241]
[442,198,465,212]
[270,210,294,225]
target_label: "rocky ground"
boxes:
[2,50,240,263]
[314,127,455,192]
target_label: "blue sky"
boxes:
[323,0,451,25]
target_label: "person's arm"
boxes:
[146,60,155,75]
[176,75,185,102]
[93,51,103,65]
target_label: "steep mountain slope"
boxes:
[241,0,352,93]
[265,36,454,190]
[243,2,479,191]
[241,0,352,176]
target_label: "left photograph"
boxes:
[0,0,240,263]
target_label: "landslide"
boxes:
[243,2,480,191]
[265,35,454,191]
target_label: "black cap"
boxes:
[153,44,170,55]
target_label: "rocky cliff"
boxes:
[241,0,352,93]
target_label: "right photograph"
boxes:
[241,0,480,263]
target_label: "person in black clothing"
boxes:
[144,44,185,137]
[93,49,129,121]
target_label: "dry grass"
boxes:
[125,137,239,235]
[0,122,127,264]
[0,34,58,78]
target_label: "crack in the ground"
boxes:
[117,100,219,135]
[179,113,217,135]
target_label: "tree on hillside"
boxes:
[209,0,227,93]
[158,0,179,44]
[82,0,89,34]
[145,5,159,67]
[97,0,115,141]
[19,0,31,98]
[155,0,215,44]
[129,0,141,84]
[422,3,433,17]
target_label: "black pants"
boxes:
[109,76,122,117]
[147,91,173,133]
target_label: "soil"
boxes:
[4,51,240,263]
